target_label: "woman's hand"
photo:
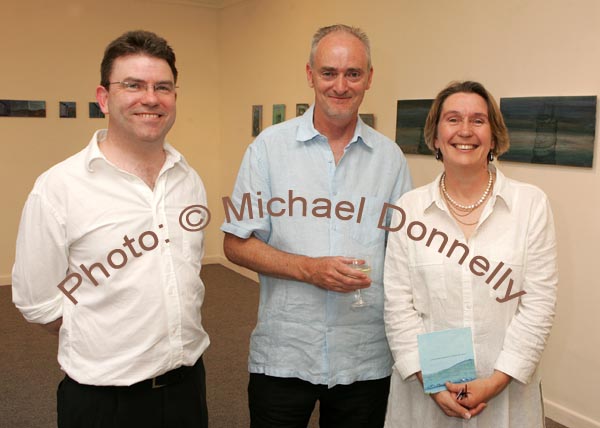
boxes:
[430,389,485,420]
[445,370,512,412]
[416,371,485,420]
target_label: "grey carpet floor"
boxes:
[1,264,566,428]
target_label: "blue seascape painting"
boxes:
[500,96,596,168]
[418,327,477,394]
[395,99,434,155]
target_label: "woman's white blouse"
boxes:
[383,167,558,428]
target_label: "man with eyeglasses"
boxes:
[222,24,412,428]
[12,30,209,428]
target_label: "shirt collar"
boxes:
[295,104,373,149]
[425,164,513,214]
[85,129,188,173]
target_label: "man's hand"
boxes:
[223,234,371,292]
[299,256,371,292]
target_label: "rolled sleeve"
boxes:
[12,191,67,324]
[495,194,558,384]
[384,204,426,380]
[221,140,272,242]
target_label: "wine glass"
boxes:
[349,257,371,308]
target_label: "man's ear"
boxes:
[96,85,109,114]
[366,66,374,90]
[306,63,315,88]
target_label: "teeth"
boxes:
[455,144,476,150]
[138,113,160,118]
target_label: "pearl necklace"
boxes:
[440,170,493,211]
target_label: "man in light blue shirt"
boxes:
[222,24,412,428]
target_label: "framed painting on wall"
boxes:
[359,113,375,128]
[395,99,433,155]
[500,96,596,167]
[0,99,46,117]
[89,102,105,118]
[273,104,285,124]
[59,101,76,118]
[296,103,309,116]
[252,105,262,137]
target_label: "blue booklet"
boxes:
[417,327,477,394]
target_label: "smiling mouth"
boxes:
[453,144,478,150]
[136,113,162,119]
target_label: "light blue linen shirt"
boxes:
[221,105,412,387]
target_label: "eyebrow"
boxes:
[121,77,175,84]
[318,67,363,73]
[442,110,488,118]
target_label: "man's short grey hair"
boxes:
[309,24,372,69]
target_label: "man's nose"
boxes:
[332,75,348,93]
[140,86,160,105]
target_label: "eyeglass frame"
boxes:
[107,80,178,95]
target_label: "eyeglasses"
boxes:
[108,81,178,96]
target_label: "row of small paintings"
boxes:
[0,100,105,119]
[251,104,375,137]
[395,96,596,168]
[251,103,308,137]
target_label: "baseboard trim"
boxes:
[545,398,600,428]
[203,255,258,283]
[0,275,10,286]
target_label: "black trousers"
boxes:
[248,373,391,428]
[57,357,208,428]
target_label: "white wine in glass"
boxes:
[350,258,371,308]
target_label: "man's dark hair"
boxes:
[100,30,177,88]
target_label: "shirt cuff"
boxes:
[220,222,253,239]
[15,293,63,324]
[494,350,537,384]
[393,350,421,380]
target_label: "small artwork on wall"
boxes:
[0,99,46,117]
[59,101,76,118]
[296,103,309,117]
[500,96,596,168]
[89,102,105,118]
[359,113,375,128]
[273,104,285,125]
[252,105,262,137]
[395,99,434,155]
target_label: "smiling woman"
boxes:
[383,81,558,428]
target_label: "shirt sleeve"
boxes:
[220,139,272,242]
[383,199,426,379]
[12,191,67,324]
[386,155,413,228]
[494,192,558,383]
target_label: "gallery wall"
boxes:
[2,0,600,427]
[0,0,222,283]
[216,1,600,427]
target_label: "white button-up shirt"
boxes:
[383,167,558,428]
[12,130,210,386]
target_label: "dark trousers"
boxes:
[57,357,208,428]
[248,373,391,428]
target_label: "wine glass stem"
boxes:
[355,290,363,303]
